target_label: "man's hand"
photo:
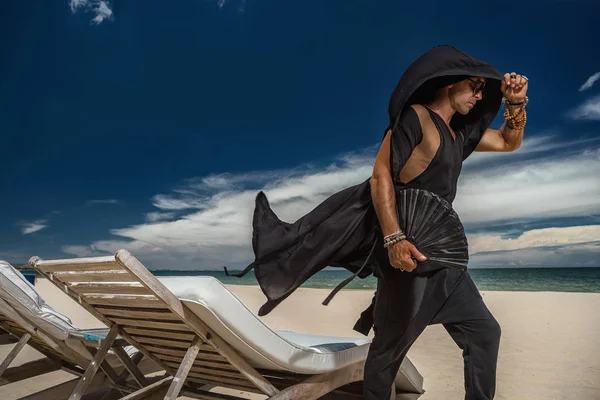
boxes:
[501,72,529,103]
[387,240,427,272]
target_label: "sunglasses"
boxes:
[467,78,486,96]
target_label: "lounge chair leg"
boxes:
[118,376,173,400]
[163,335,202,400]
[86,345,128,397]
[268,360,365,400]
[111,346,149,388]
[0,333,31,377]
[69,325,119,400]
[100,352,147,400]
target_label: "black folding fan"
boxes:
[321,187,469,306]
[396,188,469,270]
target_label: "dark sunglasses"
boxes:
[467,78,486,96]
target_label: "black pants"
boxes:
[363,267,501,400]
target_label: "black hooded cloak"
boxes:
[226,45,504,317]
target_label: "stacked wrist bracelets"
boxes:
[383,231,406,248]
[503,96,528,130]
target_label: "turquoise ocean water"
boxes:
[148,267,600,293]
[23,267,600,293]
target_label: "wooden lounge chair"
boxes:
[0,260,154,395]
[30,250,425,400]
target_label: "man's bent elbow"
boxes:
[369,171,382,188]
[506,141,522,152]
[368,175,376,195]
[369,170,392,192]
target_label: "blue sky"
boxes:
[1,0,599,270]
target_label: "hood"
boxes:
[386,45,504,141]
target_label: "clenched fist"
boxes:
[388,240,427,272]
[501,72,529,103]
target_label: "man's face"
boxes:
[449,77,486,115]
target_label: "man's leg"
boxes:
[431,272,501,400]
[363,268,464,400]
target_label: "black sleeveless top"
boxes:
[391,106,465,205]
[236,46,503,319]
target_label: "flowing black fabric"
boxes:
[227,45,503,316]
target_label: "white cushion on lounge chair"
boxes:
[158,276,412,377]
[0,260,74,341]
[275,330,371,352]
[0,260,138,361]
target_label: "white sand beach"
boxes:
[1,278,599,399]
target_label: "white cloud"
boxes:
[568,94,600,121]
[21,221,48,235]
[63,135,600,270]
[469,225,600,254]
[469,241,600,269]
[145,212,175,222]
[69,0,113,25]
[151,195,209,211]
[463,134,600,168]
[454,147,600,225]
[61,245,101,257]
[579,72,600,91]
[62,240,162,258]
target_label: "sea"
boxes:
[151,267,600,293]
[21,267,600,293]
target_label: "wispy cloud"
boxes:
[63,134,600,270]
[469,241,600,269]
[454,147,600,225]
[217,0,247,13]
[469,225,600,254]
[568,94,600,121]
[0,249,32,265]
[151,195,209,211]
[145,212,175,222]
[87,199,120,205]
[463,133,600,168]
[21,220,48,235]
[69,0,113,25]
[579,72,600,91]
[61,245,100,258]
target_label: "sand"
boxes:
[1,278,599,399]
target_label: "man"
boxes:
[364,49,528,399]
[228,45,528,399]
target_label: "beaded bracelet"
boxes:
[504,107,527,130]
[383,231,404,241]
[383,231,407,248]
[503,96,528,130]
[504,96,529,107]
